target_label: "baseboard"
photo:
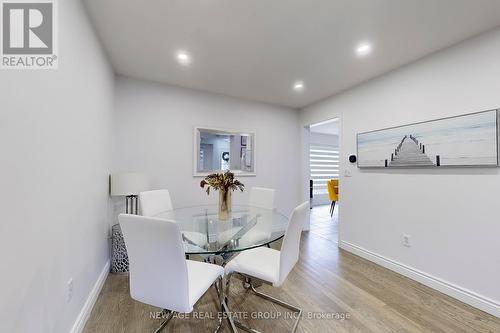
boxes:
[339,240,500,318]
[70,260,110,333]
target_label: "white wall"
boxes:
[0,1,114,332]
[300,27,500,316]
[113,76,301,219]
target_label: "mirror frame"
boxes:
[193,127,257,177]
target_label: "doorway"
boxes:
[306,118,340,243]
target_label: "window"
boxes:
[310,144,339,195]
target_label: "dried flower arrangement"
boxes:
[200,170,245,194]
[200,171,244,220]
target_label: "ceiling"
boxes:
[84,0,500,108]
[310,118,339,135]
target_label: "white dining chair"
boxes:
[224,201,309,333]
[208,187,274,246]
[248,187,275,209]
[139,189,207,250]
[119,214,237,333]
[139,189,173,216]
[244,187,276,247]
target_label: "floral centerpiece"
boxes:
[200,171,244,220]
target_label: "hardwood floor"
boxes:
[309,204,339,243]
[84,210,500,333]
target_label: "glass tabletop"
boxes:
[153,205,289,254]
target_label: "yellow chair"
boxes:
[327,179,339,217]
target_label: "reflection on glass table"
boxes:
[153,205,288,255]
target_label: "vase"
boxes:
[218,189,232,221]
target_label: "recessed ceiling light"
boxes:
[355,42,373,57]
[176,51,191,65]
[293,81,305,92]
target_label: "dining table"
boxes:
[153,204,289,264]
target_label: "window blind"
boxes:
[310,144,339,195]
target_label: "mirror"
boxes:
[194,127,256,176]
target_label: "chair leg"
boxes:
[152,310,174,333]
[330,201,336,217]
[215,276,239,333]
[250,284,302,333]
[227,275,302,333]
[214,279,224,333]
[222,298,239,333]
[152,278,237,333]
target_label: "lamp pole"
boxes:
[125,195,139,215]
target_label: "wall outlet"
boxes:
[344,169,352,177]
[67,278,73,303]
[402,234,411,247]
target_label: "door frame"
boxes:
[301,115,342,245]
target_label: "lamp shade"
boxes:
[110,173,149,196]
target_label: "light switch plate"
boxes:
[67,278,73,303]
[402,234,411,247]
[344,169,352,177]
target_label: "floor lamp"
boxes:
[110,173,149,214]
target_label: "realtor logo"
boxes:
[1,0,58,69]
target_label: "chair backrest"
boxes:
[278,201,309,286]
[327,179,339,201]
[248,187,275,210]
[139,189,173,216]
[118,214,192,313]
